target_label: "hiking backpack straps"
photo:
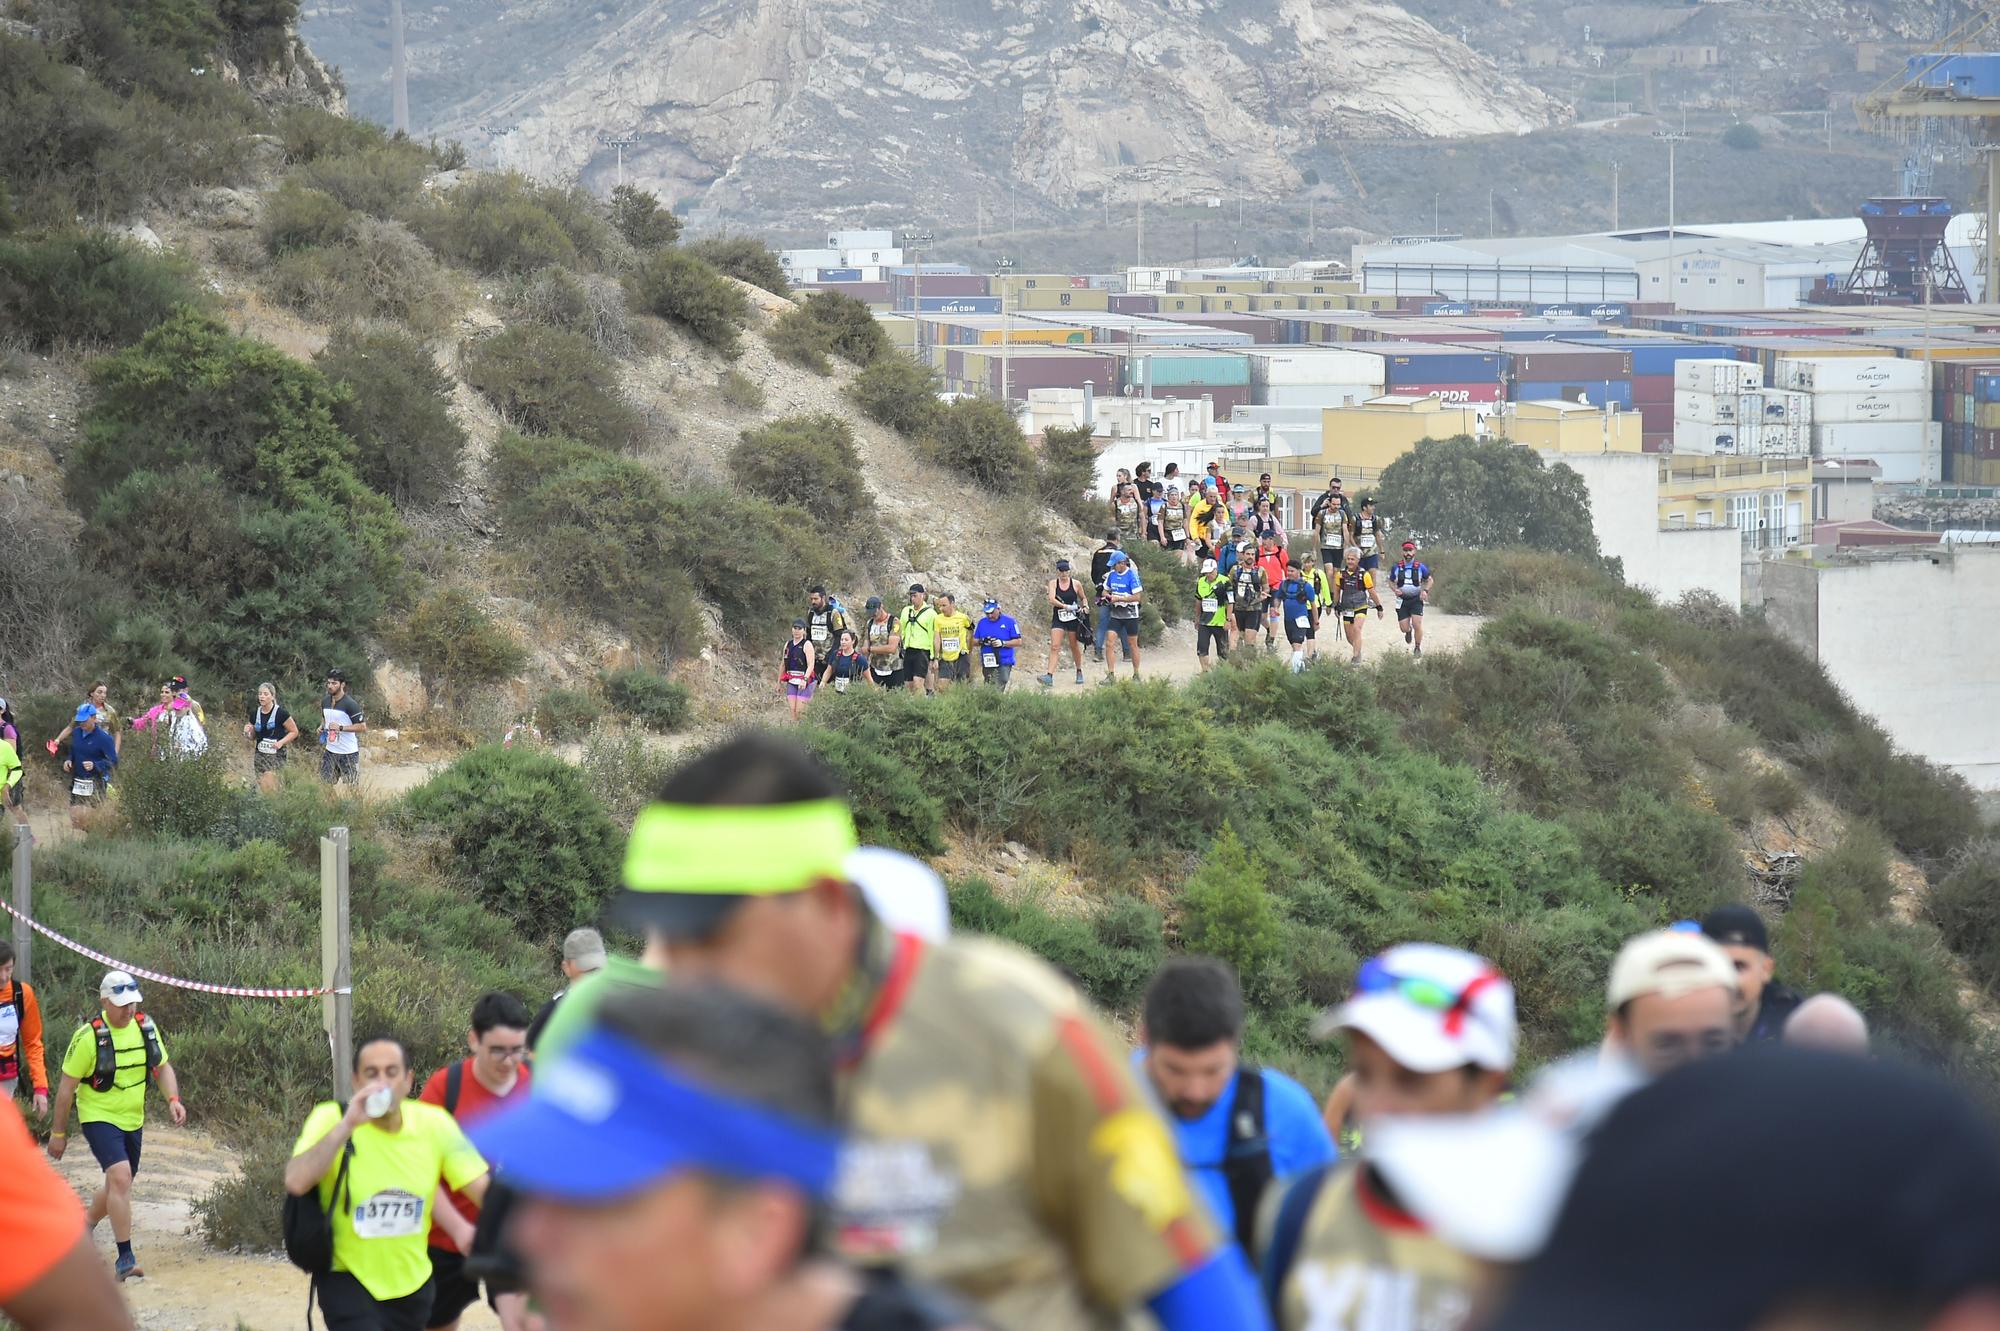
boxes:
[1260,1161,1336,1311]
[1219,1065,1275,1255]
[444,1061,464,1116]
[283,1129,355,1330]
[90,1013,164,1092]
[0,982,22,1081]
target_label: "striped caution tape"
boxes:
[0,897,347,999]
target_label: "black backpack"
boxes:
[1218,1066,1274,1255]
[283,1134,353,1276]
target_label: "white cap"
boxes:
[1606,930,1737,1010]
[1312,943,1516,1073]
[100,970,143,1005]
[1200,558,1217,573]
[846,847,950,943]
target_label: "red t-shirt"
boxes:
[417,1057,532,1253]
[1256,549,1290,595]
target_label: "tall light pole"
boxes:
[388,0,409,135]
[602,134,638,190]
[996,255,1016,405]
[1611,159,1620,230]
[1653,130,1689,308]
[899,229,934,365]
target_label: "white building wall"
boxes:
[1552,452,1744,605]
[1767,545,2000,789]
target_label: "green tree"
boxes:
[686,235,790,295]
[847,355,942,436]
[1721,123,1763,151]
[767,305,833,373]
[797,290,889,366]
[0,231,204,349]
[625,248,750,355]
[730,414,877,527]
[609,185,681,250]
[1179,826,1285,994]
[461,324,641,449]
[929,397,1033,487]
[1374,435,1601,558]
[388,588,527,708]
[1037,422,1099,523]
[317,326,469,505]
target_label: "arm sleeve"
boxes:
[1146,1245,1274,1331]
[1029,1012,1222,1312]
[22,988,46,1093]
[0,1105,87,1304]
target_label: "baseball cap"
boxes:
[73,703,97,723]
[0,697,9,713]
[1110,549,1129,564]
[561,927,607,973]
[1606,929,1738,1009]
[1700,902,1770,954]
[1055,559,1071,571]
[982,597,1000,612]
[790,618,807,629]
[1313,943,1516,1073]
[1200,558,1217,573]
[100,970,142,1005]
[471,1029,840,1202]
[907,583,925,595]
[865,596,883,611]
[323,669,345,684]
[1485,1047,2000,1331]
[847,846,949,943]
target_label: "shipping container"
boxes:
[1200,294,1249,313]
[1638,403,1675,433]
[1773,356,1928,394]
[1676,391,1741,425]
[1812,420,1938,459]
[1379,346,1503,388]
[1247,294,1306,312]
[1105,349,1252,388]
[1391,382,1504,405]
[1108,293,1159,315]
[915,296,1003,314]
[1271,280,1360,296]
[1016,287,1111,312]
[1675,358,1764,395]
[1262,383,1389,408]
[1517,380,1634,407]
[801,279,892,305]
[1506,348,1635,380]
[1246,348,1389,388]
[1631,375,1675,406]
[1174,312,1284,345]
[1810,390,1929,424]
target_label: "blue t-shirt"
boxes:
[1130,1054,1338,1241]
[1278,578,1316,621]
[971,613,1021,666]
[1216,543,1239,577]
[68,727,118,776]
[1105,566,1143,602]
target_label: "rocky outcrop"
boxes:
[301,0,1567,225]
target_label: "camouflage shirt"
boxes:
[831,929,1221,1331]
[1268,1164,1482,1331]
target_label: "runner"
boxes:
[972,597,1023,690]
[898,585,937,697]
[1300,554,1332,661]
[779,621,818,721]
[1308,476,1346,530]
[1252,472,1276,511]
[244,681,301,792]
[60,705,116,831]
[468,984,986,1331]
[1784,993,1869,1053]
[1110,469,1143,542]
[804,587,848,662]
[1135,461,1161,546]
[527,928,607,1053]
[1090,532,1122,664]
[1039,559,1088,688]
[284,1036,492,1331]
[1230,541,1267,656]
[930,593,974,692]
[1227,483,1252,529]
[319,669,367,786]
[1136,958,1337,1256]
[1603,929,1738,1078]
[1352,498,1387,572]
[1331,548,1383,664]
[1699,903,1803,1043]
[418,993,534,1331]
[821,629,870,698]
[0,706,20,817]
[1313,484,1349,572]
[1389,541,1433,657]
[1194,558,1231,672]
[1254,532,1290,651]
[1215,525,1241,579]
[1276,562,1317,674]
[49,682,122,762]
[1159,486,1194,567]
[861,598,901,689]
[1249,498,1286,552]
[607,735,1268,1331]
[0,1100,134,1331]
[1261,945,1516,1331]
[133,677,206,757]
[0,943,48,1116]
[1101,548,1143,684]
[46,970,187,1282]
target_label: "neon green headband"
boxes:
[623,799,858,895]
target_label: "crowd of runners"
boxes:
[2,732,1997,1331]
[777,468,1435,709]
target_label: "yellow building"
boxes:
[1314,397,1485,472]
[1502,401,1644,453]
[1657,454,1813,548]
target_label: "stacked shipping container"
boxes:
[1774,356,1934,483]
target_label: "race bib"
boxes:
[981,651,999,668]
[256,738,279,755]
[1360,535,1376,549]
[1200,596,1218,614]
[810,624,829,645]
[834,676,850,694]
[1058,607,1076,622]
[71,777,96,798]
[0,1004,17,1048]
[1169,528,1186,542]
[351,1189,425,1239]
[940,636,960,655]
[1113,602,1140,619]
[831,1141,962,1261]
[1295,615,1310,627]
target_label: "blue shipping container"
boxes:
[1515,380,1635,407]
[1121,352,1251,387]
[1383,352,1500,384]
[820,267,863,282]
[917,296,1003,314]
[1423,302,1472,316]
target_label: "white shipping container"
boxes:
[839,248,902,268]
[1247,349,1387,388]
[780,248,842,271]
[1674,390,1742,424]
[1263,383,1386,409]
[1808,389,1929,424]
[1675,359,1763,395]
[827,229,894,250]
[1811,420,1940,484]
[1673,420,1738,455]
[1774,355,1928,394]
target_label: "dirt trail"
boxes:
[50,1127,501,1331]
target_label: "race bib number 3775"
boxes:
[352,1189,425,1239]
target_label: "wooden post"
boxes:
[320,826,353,1102]
[10,824,29,984]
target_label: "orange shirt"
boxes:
[1256,548,1290,595]
[0,980,47,1093]
[0,1101,85,1303]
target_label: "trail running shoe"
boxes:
[1038,673,1054,688]
[1073,670,1085,685]
[115,1253,143,1282]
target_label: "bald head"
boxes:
[1784,993,1869,1055]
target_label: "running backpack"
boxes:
[282,1130,353,1276]
[89,1013,163,1092]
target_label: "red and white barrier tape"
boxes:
[0,898,347,999]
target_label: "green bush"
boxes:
[1375,436,1602,559]
[316,325,469,506]
[948,879,1165,1011]
[1563,788,1739,920]
[297,141,432,219]
[1930,840,2000,993]
[113,740,240,840]
[625,247,750,355]
[1722,123,1763,151]
[661,484,846,637]
[848,355,942,436]
[1126,540,1195,630]
[261,180,353,255]
[686,235,789,295]
[273,104,388,165]
[264,217,458,333]
[576,722,674,827]
[928,397,1033,487]
[537,688,604,741]
[769,305,833,373]
[1037,423,1099,523]
[416,173,591,276]
[387,588,525,708]
[730,414,876,528]
[797,723,946,854]
[0,230,203,349]
[398,745,622,935]
[719,368,766,410]
[794,291,889,367]
[192,1131,289,1252]
[504,266,633,358]
[461,324,642,449]
[601,667,692,733]
[609,185,680,250]
[1180,827,1288,998]
[493,434,700,652]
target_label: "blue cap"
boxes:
[982,598,999,612]
[74,703,97,723]
[1110,548,1130,563]
[471,1030,841,1202]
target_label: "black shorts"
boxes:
[425,1248,492,1329]
[1196,624,1230,657]
[901,647,931,678]
[1234,607,1263,632]
[321,750,360,784]
[1341,606,1371,623]
[1398,595,1424,620]
[4,782,20,808]
[67,776,103,806]
[869,667,901,688]
[319,1272,435,1331]
[1106,613,1139,642]
[1284,612,1314,645]
[1360,552,1380,571]
[938,656,970,681]
[1052,612,1083,634]
[1321,546,1344,567]
[81,1121,142,1175]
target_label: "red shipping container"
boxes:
[1109,294,1159,314]
[1637,404,1673,432]
[1631,375,1675,406]
[1642,434,1670,453]
[1392,382,1503,405]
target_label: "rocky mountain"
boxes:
[300,0,1568,227]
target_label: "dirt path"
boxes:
[50,1127,501,1331]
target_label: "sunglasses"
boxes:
[1353,957,1503,1036]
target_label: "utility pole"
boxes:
[1611,159,1620,229]
[1489,188,1495,238]
[1308,197,1315,255]
[1653,130,1689,308]
[1433,193,1440,235]
[602,133,638,191]
[321,826,353,1102]
[1136,194,1144,268]
[388,0,409,136]
[997,255,1016,406]
[899,229,934,365]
